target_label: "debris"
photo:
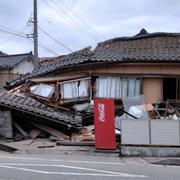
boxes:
[71,132,95,142]
[14,133,24,141]
[31,122,70,141]
[38,145,55,148]
[29,129,42,144]
[49,135,61,142]
[71,127,95,142]
[56,141,94,146]
[122,96,150,120]
[13,121,29,139]
[0,143,17,152]
[30,129,41,139]
[73,103,91,112]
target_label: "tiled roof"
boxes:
[0,52,33,70]
[5,29,180,89]
[39,56,59,66]
[5,47,91,89]
[0,51,7,56]
[0,92,82,128]
[6,73,31,90]
[91,29,180,63]
[31,46,91,77]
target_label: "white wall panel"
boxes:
[151,120,179,145]
[121,119,150,144]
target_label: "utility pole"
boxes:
[33,0,39,67]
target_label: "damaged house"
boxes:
[1,28,180,144]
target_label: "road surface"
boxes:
[0,153,179,180]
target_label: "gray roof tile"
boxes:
[0,92,82,128]
[0,52,33,70]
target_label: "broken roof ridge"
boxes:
[96,29,180,45]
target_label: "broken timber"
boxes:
[13,121,29,139]
[31,122,70,141]
[0,143,17,152]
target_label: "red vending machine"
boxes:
[94,99,116,149]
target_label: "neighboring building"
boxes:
[0,51,7,56]
[0,52,34,87]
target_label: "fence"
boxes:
[121,119,180,145]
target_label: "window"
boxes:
[61,79,89,99]
[30,84,55,98]
[96,76,141,99]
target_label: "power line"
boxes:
[44,17,85,47]
[0,28,25,38]
[59,0,105,40]
[29,38,58,56]
[38,26,73,52]
[0,25,27,36]
[0,26,27,45]
[0,35,19,45]
[39,43,58,56]
[41,0,98,42]
[50,0,100,41]
[0,23,57,56]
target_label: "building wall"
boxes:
[12,60,34,75]
[142,78,162,103]
[31,63,180,103]
[93,64,180,76]
[0,60,34,87]
[0,72,10,87]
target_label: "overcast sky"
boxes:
[0,0,180,57]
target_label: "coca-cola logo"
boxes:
[98,103,105,122]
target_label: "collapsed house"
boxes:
[1,28,180,147]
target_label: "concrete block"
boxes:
[121,145,180,157]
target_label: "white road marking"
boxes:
[0,156,124,165]
[0,162,138,176]
[0,165,147,178]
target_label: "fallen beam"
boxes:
[0,144,17,152]
[56,141,94,146]
[31,122,70,141]
[13,121,29,139]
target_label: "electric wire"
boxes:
[29,39,58,56]
[0,25,27,37]
[38,26,73,52]
[39,43,58,56]
[50,0,100,41]
[0,28,25,38]
[41,0,98,42]
[0,23,58,56]
[58,0,105,40]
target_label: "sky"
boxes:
[0,0,180,57]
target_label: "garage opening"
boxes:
[163,78,176,101]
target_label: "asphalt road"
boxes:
[0,153,179,180]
